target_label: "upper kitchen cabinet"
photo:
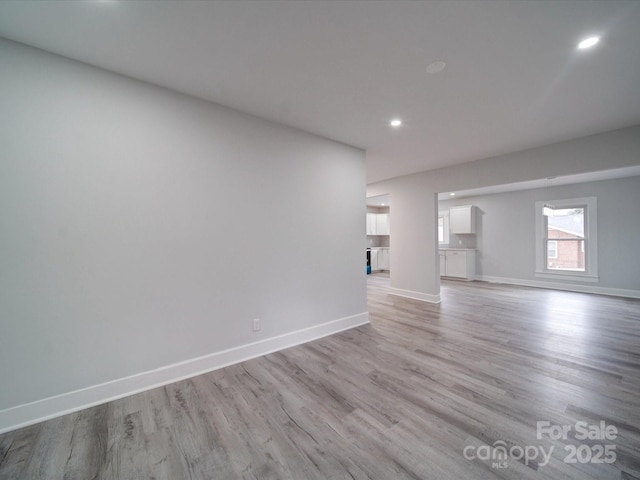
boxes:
[366,213,390,235]
[449,205,476,234]
[366,213,376,235]
[376,213,390,235]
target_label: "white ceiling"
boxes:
[1,0,639,184]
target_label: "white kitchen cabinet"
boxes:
[378,248,389,270]
[366,213,377,235]
[440,249,475,280]
[370,247,389,271]
[376,214,390,235]
[366,213,390,236]
[445,250,467,278]
[449,205,476,234]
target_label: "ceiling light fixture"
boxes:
[426,61,446,74]
[577,36,600,49]
[450,193,456,196]
[390,119,402,127]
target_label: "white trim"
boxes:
[534,272,599,283]
[389,287,441,304]
[0,312,369,434]
[476,275,640,299]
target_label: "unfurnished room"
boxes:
[1,1,639,479]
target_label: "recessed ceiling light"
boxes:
[390,119,402,127]
[426,61,446,74]
[577,36,600,49]
[450,193,456,196]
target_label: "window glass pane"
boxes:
[547,239,586,271]
[546,207,584,239]
[545,206,586,272]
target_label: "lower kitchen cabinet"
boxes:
[370,247,389,271]
[439,249,475,280]
[378,248,389,270]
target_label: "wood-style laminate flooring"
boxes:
[1,275,640,479]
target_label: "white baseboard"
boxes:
[0,312,369,434]
[389,287,441,304]
[476,275,640,299]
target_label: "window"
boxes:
[535,197,598,282]
[438,212,450,245]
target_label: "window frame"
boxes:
[534,197,598,282]
[438,211,450,245]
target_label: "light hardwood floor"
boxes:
[1,275,640,479]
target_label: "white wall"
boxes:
[0,39,367,431]
[367,125,640,302]
[439,176,640,295]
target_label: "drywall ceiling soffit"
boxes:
[437,165,640,200]
[366,194,390,207]
[0,1,639,184]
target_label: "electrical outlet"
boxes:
[252,318,261,332]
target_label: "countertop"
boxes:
[439,247,476,251]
